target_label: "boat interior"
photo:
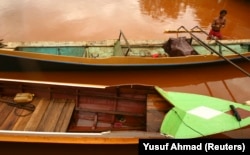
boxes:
[1,26,249,59]
[0,80,172,133]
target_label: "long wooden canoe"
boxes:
[0,78,250,144]
[0,78,171,144]
[0,32,250,72]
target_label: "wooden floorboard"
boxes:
[0,107,17,130]
[0,96,87,132]
[0,102,9,126]
[0,99,14,128]
[54,99,76,132]
[24,98,51,131]
[3,97,76,132]
[36,99,67,132]
[12,98,41,131]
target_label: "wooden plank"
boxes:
[54,99,75,132]
[0,96,36,130]
[147,94,171,111]
[75,107,144,117]
[0,102,8,125]
[36,99,66,132]
[24,98,51,131]
[146,94,171,132]
[0,99,14,126]
[0,107,16,130]
[12,98,41,131]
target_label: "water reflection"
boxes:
[139,0,250,39]
[165,76,250,104]
[140,0,199,28]
[1,0,250,41]
[0,62,249,103]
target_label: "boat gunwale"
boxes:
[0,130,166,144]
[3,39,250,47]
[0,48,249,65]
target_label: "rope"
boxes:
[0,98,35,117]
[173,109,204,137]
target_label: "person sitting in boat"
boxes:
[207,9,227,40]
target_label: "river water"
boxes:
[1,0,250,41]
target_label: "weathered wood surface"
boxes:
[146,94,172,132]
[0,97,75,132]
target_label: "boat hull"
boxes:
[0,39,250,71]
[0,78,169,144]
[0,50,249,71]
[0,78,249,144]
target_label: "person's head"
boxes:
[220,9,227,16]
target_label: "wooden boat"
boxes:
[0,78,170,144]
[0,30,250,75]
[1,78,250,144]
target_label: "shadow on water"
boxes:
[0,61,249,103]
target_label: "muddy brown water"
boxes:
[1,0,250,41]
